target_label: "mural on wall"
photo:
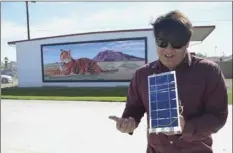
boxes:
[41,37,147,82]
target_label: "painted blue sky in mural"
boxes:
[42,39,146,64]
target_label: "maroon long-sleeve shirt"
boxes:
[122,52,228,153]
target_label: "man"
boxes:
[109,10,228,153]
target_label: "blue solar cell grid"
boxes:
[148,71,179,129]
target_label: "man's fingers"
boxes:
[121,117,136,133]
[110,116,136,133]
[109,116,119,122]
[120,118,132,133]
[116,118,124,130]
[126,120,134,133]
[164,132,175,136]
[121,118,129,133]
[128,117,136,132]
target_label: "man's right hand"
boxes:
[109,116,136,133]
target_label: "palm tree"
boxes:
[4,57,9,69]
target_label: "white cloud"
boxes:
[1,21,27,62]
[189,21,232,57]
[34,2,72,5]
[178,2,227,11]
[30,2,169,37]
[31,15,84,37]
[1,21,27,40]
[89,3,166,24]
[1,2,232,62]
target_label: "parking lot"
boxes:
[1,100,232,153]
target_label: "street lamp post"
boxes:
[215,46,217,61]
[25,1,36,40]
[26,1,30,40]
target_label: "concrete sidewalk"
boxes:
[1,100,232,153]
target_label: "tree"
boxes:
[196,52,206,58]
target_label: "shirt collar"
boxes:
[183,51,192,66]
[152,51,192,70]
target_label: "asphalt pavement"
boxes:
[1,100,232,153]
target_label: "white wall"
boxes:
[16,30,158,87]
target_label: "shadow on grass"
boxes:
[1,86,129,97]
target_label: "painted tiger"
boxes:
[60,49,118,75]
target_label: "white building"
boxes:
[8,26,215,87]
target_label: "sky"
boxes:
[42,39,146,64]
[1,2,232,62]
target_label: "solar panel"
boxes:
[148,71,182,134]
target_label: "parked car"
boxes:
[1,75,13,83]
[1,69,17,77]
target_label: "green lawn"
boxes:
[1,86,232,104]
[1,87,128,102]
[228,87,232,104]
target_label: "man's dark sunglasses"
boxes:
[156,38,185,49]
